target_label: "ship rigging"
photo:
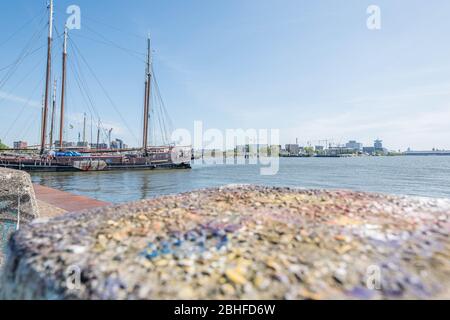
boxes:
[0,0,191,172]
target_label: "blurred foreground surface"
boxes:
[1,185,449,300]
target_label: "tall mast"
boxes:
[40,95,45,146]
[142,36,151,153]
[59,26,68,150]
[90,114,93,147]
[40,0,54,155]
[96,120,100,150]
[82,112,87,145]
[108,128,113,149]
[49,79,57,149]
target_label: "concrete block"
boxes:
[1,186,449,300]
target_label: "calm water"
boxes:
[31,156,450,204]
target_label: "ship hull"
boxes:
[1,147,192,173]
[0,161,191,172]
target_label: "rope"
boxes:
[2,32,60,142]
[0,8,46,49]
[2,72,45,140]
[68,37,140,144]
[0,22,47,91]
[72,28,146,63]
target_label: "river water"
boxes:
[31,156,450,204]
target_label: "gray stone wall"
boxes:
[0,168,39,266]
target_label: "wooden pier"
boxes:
[33,184,110,213]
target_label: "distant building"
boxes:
[363,147,375,155]
[13,141,28,149]
[77,141,89,148]
[345,140,362,151]
[234,144,274,156]
[285,144,300,156]
[111,139,125,150]
[54,140,76,148]
[374,139,388,154]
[315,146,324,152]
[326,147,354,156]
[91,143,108,150]
[374,139,383,151]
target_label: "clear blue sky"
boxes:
[1,0,450,150]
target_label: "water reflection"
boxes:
[31,157,450,204]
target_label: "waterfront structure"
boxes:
[54,141,76,148]
[234,144,271,156]
[374,139,383,151]
[345,140,362,152]
[361,140,387,155]
[374,139,388,154]
[110,139,128,150]
[404,150,450,156]
[76,141,89,148]
[90,143,108,150]
[13,141,28,149]
[285,144,300,156]
[363,147,375,155]
[111,139,125,150]
[315,146,324,152]
[321,147,354,157]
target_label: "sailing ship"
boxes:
[0,0,192,172]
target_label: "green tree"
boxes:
[0,139,9,150]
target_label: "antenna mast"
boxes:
[59,26,68,150]
[40,0,54,155]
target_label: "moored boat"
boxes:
[0,0,191,172]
